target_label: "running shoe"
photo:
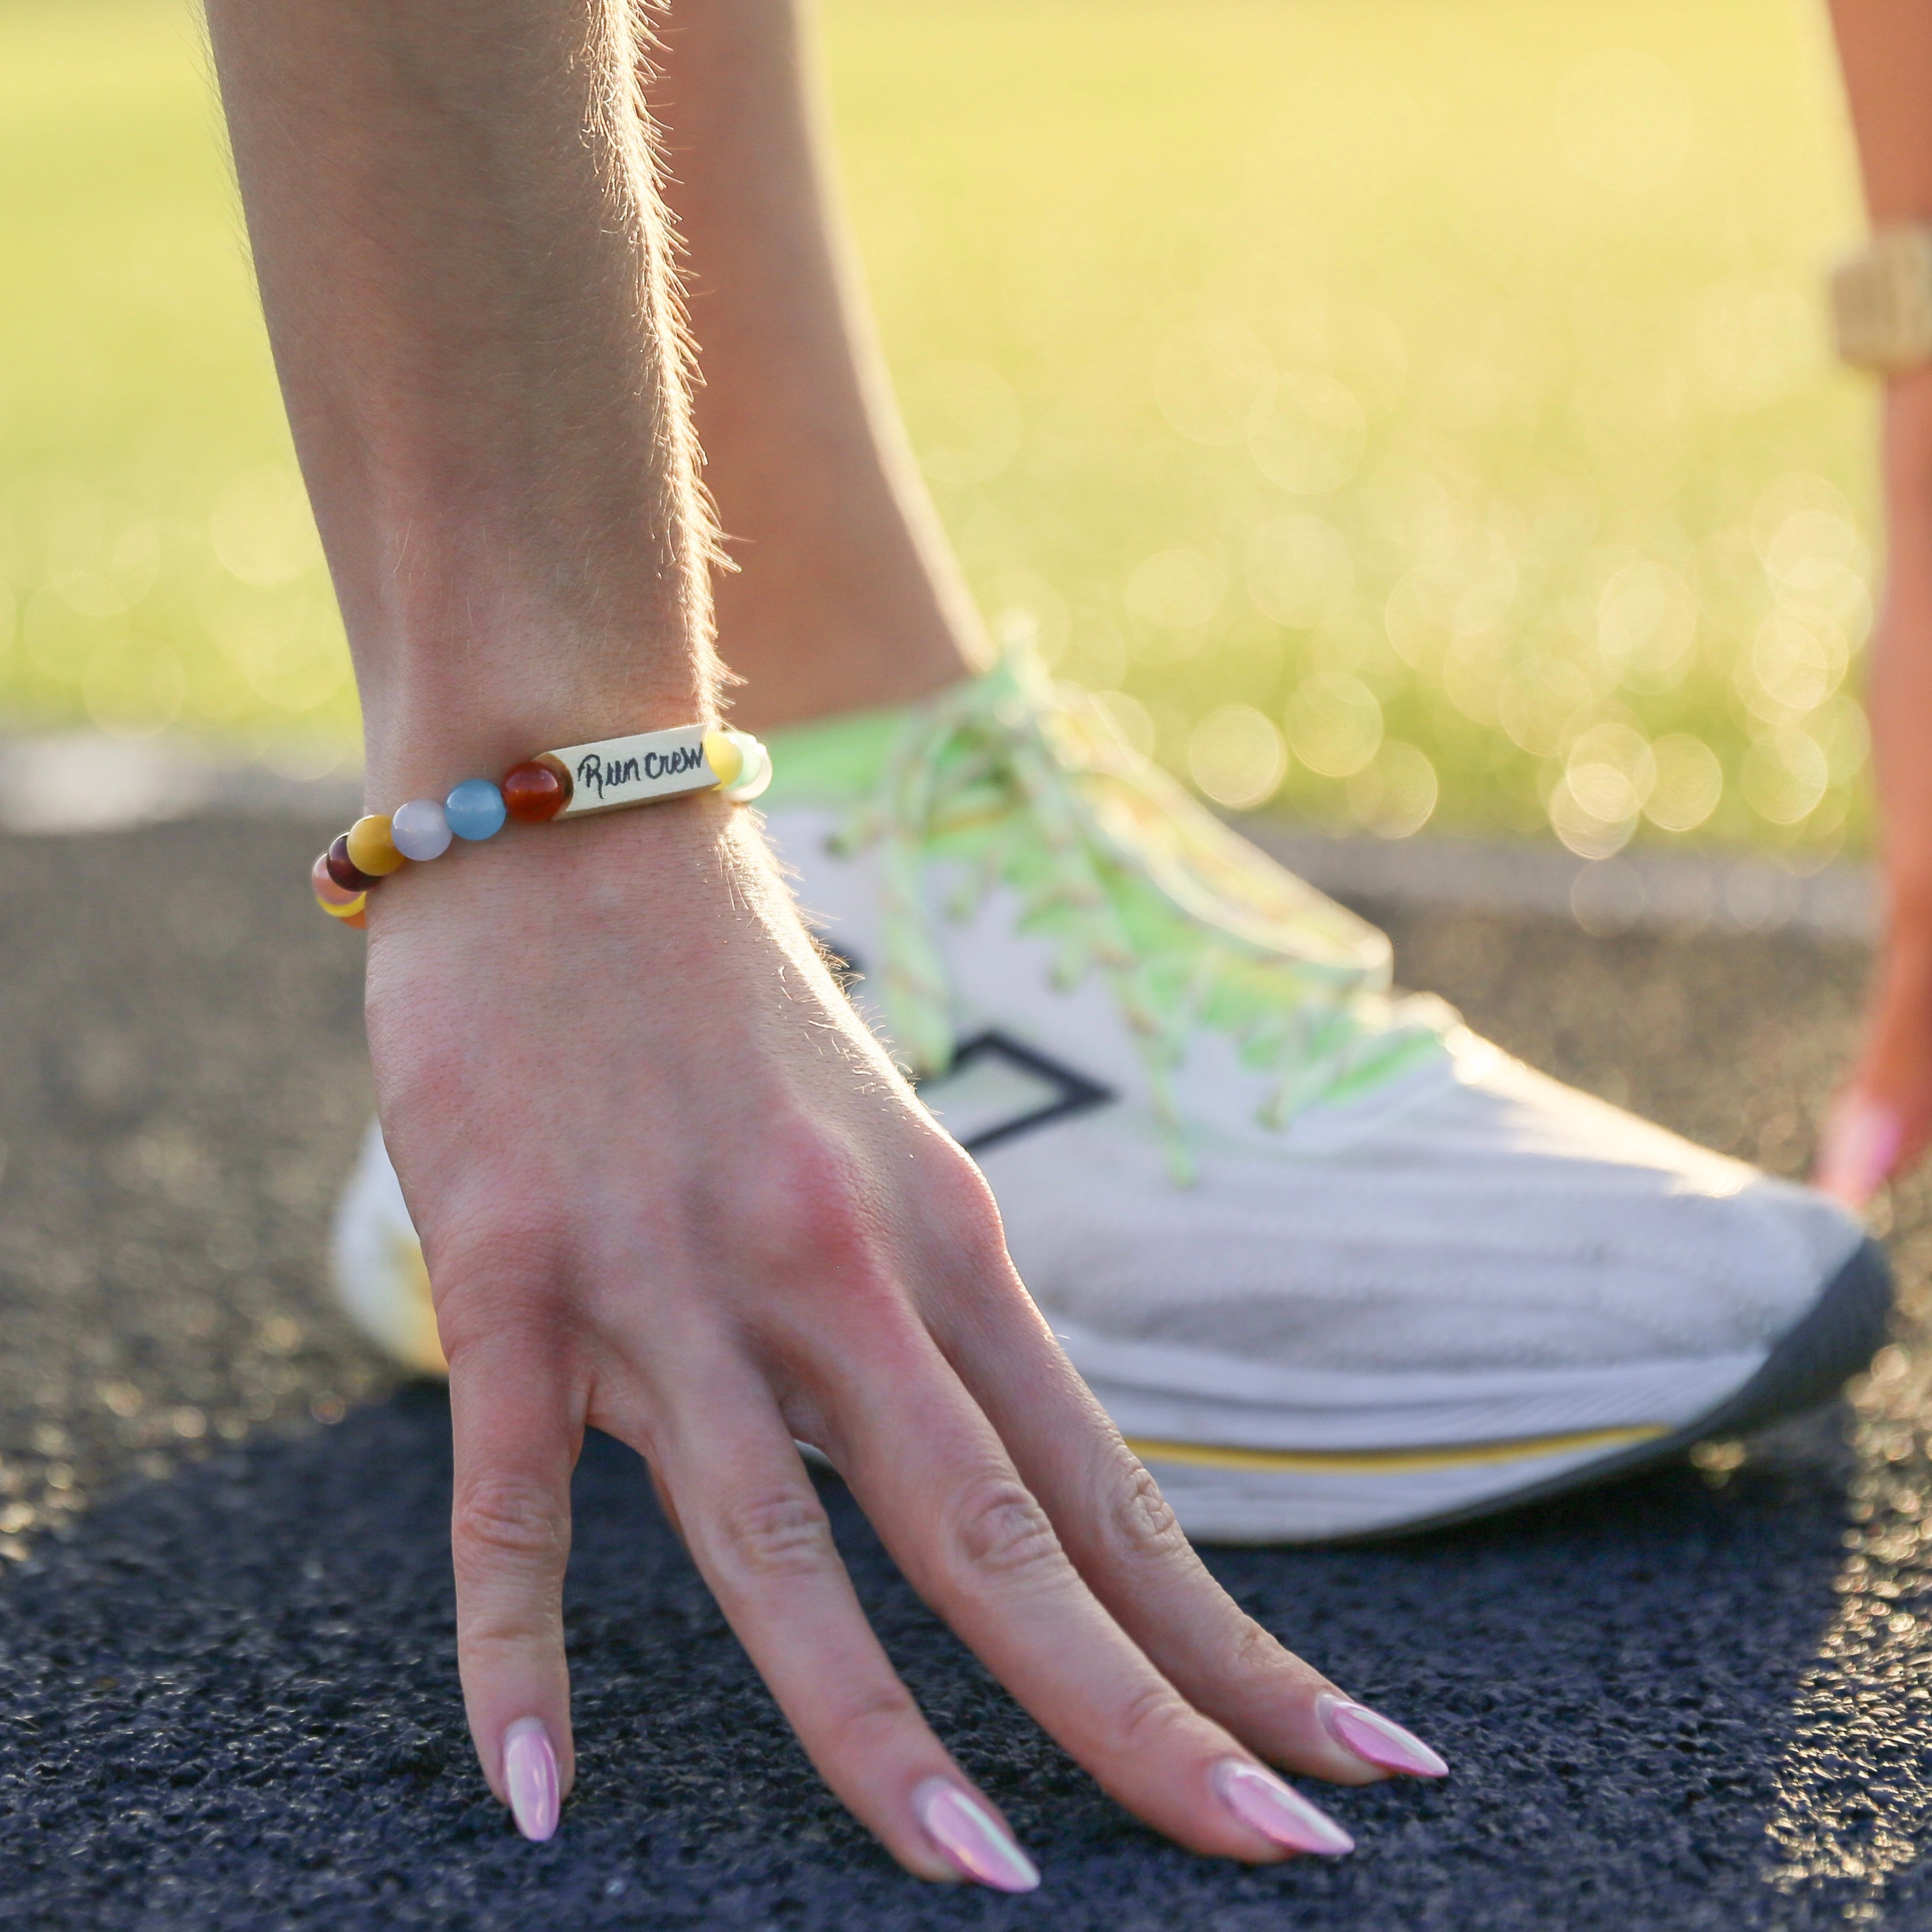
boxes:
[332,651,1890,1541]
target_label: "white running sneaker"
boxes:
[333,652,1889,1541]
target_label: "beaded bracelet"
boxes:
[311,723,771,928]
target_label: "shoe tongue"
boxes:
[757,700,914,810]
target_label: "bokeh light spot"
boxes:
[1189,703,1287,808]
[1285,671,1383,777]
[1741,728,1829,825]
[1743,607,1847,722]
[1128,547,1226,632]
[1596,559,1697,694]
[209,468,322,587]
[1643,734,1724,833]
[1499,657,1596,757]
[1547,773,1636,860]
[1347,740,1437,838]
[1565,721,1655,824]
[1246,513,1355,627]
[1247,370,1366,495]
[81,638,184,739]
[1153,320,1274,448]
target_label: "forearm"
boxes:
[1832,1,1932,509]
[1828,1,1932,875]
[1814,4,1932,1199]
[204,0,717,796]
[1830,0,1932,221]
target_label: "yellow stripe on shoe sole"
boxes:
[1124,1424,1668,1477]
[370,1228,1671,1478]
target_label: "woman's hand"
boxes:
[1820,371,1932,1206]
[366,794,1399,1878]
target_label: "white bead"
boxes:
[724,737,773,803]
[391,797,453,861]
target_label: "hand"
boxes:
[1820,371,1932,1206]
[365,795,1401,1878]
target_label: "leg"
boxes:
[648,0,983,730]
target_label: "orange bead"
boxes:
[502,754,573,823]
[312,851,362,908]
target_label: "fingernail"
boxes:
[503,1717,560,1842]
[911,1777,1041,1891]
[1317,1692,1449,1778]
[1816,1096,1902,1207]
[1213,1759,1354,1856]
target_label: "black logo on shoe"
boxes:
[932,1030,1116,1155]
[817,943,1114,1155]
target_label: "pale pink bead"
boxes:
[390,797,453,861]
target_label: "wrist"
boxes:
[351,602,719,810]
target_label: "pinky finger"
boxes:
[446,1328,584,1841]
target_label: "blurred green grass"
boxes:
[0,0,1879,857]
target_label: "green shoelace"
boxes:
[826,650,1451,1181]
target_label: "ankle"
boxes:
[716,583,979,734]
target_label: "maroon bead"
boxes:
[502,754,572,823]
[327,834,377,893]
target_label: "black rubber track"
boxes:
[4,817,1929,1930]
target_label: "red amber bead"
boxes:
[326,835,377,892]
[502,754,572,823]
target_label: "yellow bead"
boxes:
[346,814,406,876]
[319,890,368,921]
[703,730,743,788]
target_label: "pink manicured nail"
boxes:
[1213,1759,1354,1856]
[911,1778,1040,1891]
[503,1717,560,1842]
[1816,1096,1902,1208]
[1318,1693,1449,1778]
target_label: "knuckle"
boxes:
[1230,1614,1293,1680]
[948,1473,1064,1587]
[431,1234,581,1366]
[822,1684,923,1762]
[452,1476,569,1571]
[739,1117,888,1281]
[714,1484,837,1581]
[1109,1673,1197,1757]
[920,1145,1008,1258]
[432,1205,572,1299]
[1105,1457,1190,1563]
[460,1605,565,1660]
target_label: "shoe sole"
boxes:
[1330,1233,1895,1542]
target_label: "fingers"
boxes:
[937,1285,1444,1786]
[627,1353,1040,1889]
[812,1316,1359,1862]
[1818,922,1932,1203]
[1818,1089,1907,1207]
[446,1308,586,1842]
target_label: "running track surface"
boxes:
[2,816,1928,1931]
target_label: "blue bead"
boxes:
[445,778,507,841]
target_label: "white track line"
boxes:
[0,731,1877,943]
